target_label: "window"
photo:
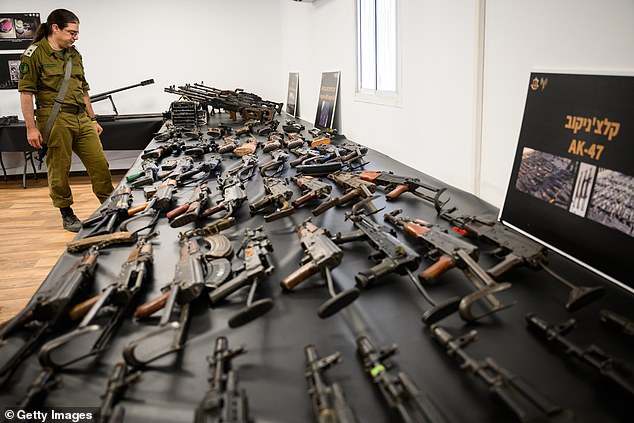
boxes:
[356,0,398,102]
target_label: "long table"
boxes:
[0,114,631,423]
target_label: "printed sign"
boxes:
[314,71,340,130]
[286,72,299,117]
[501,73,634,289]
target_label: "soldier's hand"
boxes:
[93,121,103,136]
[26,127,43,149]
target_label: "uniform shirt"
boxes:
[18,37,90,109]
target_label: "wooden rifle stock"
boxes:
[135,290,171,319]
[281,262,320,291]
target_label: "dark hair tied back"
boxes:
[32,9,79,44]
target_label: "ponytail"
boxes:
[31,9,79,44]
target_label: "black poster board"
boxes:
[0,13,40,50]
[314,71,340,129]
[0,53,20,89]
[286,72,299,117]
[501,72,634,290]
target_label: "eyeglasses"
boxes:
[62,28,79,38]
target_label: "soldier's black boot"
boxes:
[60,206,81,232]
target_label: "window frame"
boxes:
[354,0,401,107]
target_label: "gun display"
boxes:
[173,157,222,186]
[249,177,295,222]
[194,336,252,423]
[440,211,605,312]
[357,335,448,423]
[201,173,248,220]
[332,210,460,325]
[291,175,333,209]
[259,149,290,177]
[600,309,634,337]
[208,227,275,328]
[430,324,576,422]
[38,235,156,370]
[0,246,100,382]
[81,185,134,237]
[359,170,448,212]
[281,219,359,318]
[166,181,211,228]
[526,313,634,397]
[124,231,234,367]
[384,210,515,322]
[304,344,358,423]
[312,171,380,216]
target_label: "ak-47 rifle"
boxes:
[227,154,259,181]
[157,155,194,180]
[0,246,100,383]
[173,157,222,186]
[312,171,380,216]
[430,324,576,422]
[359,170,448,212]
[526,313,634,397]
[233,136,260,157]
[97,363,142,423]
[384,209,515,322]
[194,336,252,423]
[124,219,234,367]
[249,177,295,221]
[39,234,156,370]
[291,175,333,210]
[259,149,290,177]
[166,181,211,228]
[332,210,460,325]
[81,185,134,237]
[304,344,358,423]
[290,146,320,167]
[208,227,275,328]
[600,309,634,338]
[296,144,369,176]
[126,158,159,188]
[201,173,248,220]
[439,210,605,312]
[281,219,359,318]
[141,137,185,160]
[357,335,449,423]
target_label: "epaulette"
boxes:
[23,44,38,57]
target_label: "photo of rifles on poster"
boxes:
[286,72,299,117]
[502,72,634,288]
[314,71,340,129]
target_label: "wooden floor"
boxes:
[0,173,123,324]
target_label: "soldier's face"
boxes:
[53,22,79,48]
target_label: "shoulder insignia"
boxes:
[23,44,38,57]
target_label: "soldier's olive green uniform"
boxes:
[18,38,113,208]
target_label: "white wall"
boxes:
[481,0,634,206]
[0,0,282,174]
[280,0,481,197]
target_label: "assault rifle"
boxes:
[384,210,515,322]
[173,157,222,186]
[98,363,142,423]
[157,155,194,180]
[281,219,359,318]
[526,313,634,397]
[126,158,159,188]
[183,138,220,157]
[259,149,290,177]
[357,335,449,423]
[125,222,234,367]
[208,227,275,328]
[359,170,448,212]
[141,137,185,160]
[439,210,605,312]
[296,144,369,176]
[0,246,99,382]
[166,181,211,228]
[233,137,259,157]
[312,171,380,216]
[227,154,259,181]
[332,210,460,325]
[249,177,295,221]
[194,336,252,423]
[202,173,248,220]
[430,324,576,422]
[39,235,155,370]
[81,185,134,237]
[304,344,358,423]
[291,175,333,210]
[600,309,634,337]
